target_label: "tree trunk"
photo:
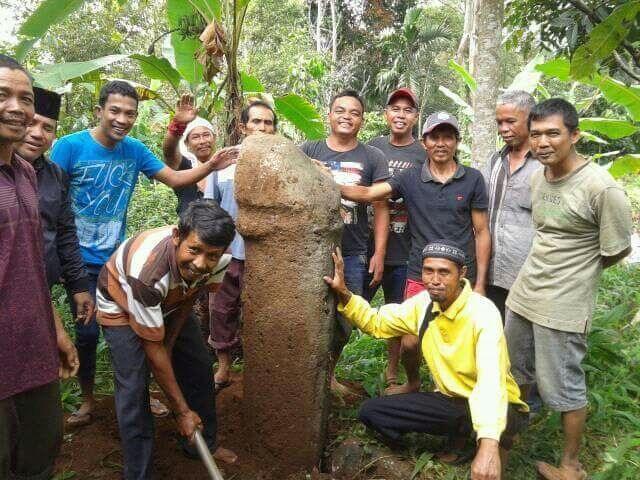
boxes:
[316,0,325,52]
[329,0,337,64]
[456,0,473,66]
[469,0,504,168]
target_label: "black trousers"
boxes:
[486,285,509,324]
[359,391,527,450]
[0,381,63,480]
[104,314,216,479]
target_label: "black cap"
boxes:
[421,239,466,266]
[33,86,61,121]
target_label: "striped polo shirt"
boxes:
[96,225,230,341]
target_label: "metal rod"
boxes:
[193,429,225,480]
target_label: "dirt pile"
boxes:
[235,133,342,478]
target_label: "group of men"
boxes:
[0,48,633,480]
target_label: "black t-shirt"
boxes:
[301,140,389,256]
[174,156,203,216]
[387,161,488,281]
[367,136,426,266]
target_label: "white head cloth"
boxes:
[179,116,216,167]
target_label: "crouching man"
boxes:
[96,199,237,479]
[324,240,528,479]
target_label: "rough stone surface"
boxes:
[330,438,366,479]
[235,134,343,478]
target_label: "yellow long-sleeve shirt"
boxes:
[338,279,528,441]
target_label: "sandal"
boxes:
[66,410,93,428]
[150,397,170,417]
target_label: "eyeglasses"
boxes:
[387,106,417,115]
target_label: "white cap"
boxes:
[180,117,216,166]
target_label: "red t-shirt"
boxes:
[0,155,58,400]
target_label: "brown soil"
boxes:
[54,373,364,480]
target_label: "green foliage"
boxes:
[608,154,640,177]
[130,54,182,94]
[274,93,326,140]
[579,118,639,139]
[570,1,640,80]
[448,59,476,92]
[14,0,86,61]
[32,54,129,90]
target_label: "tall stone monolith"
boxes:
[235,133,343,478]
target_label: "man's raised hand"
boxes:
[173,93,198,125]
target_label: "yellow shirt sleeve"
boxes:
[468,301,509,441]
[338,293,425,339]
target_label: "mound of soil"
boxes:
[54,374,365,479]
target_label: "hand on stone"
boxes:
[206,146,240,171]
[324,247,352,305]
[173,93,198,126]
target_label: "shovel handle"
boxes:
[193,429,225,480]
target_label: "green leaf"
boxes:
[130,54,182,93]
[437,85,473,117]
[448,59,477,92]
[411,452,433,479]
[274,94,325,140]
[32,54,129,90]
[240,72,264,93]
[579,118,639,139]
[169,33,203,85]
[592,76,640,123]
[609,154,640,178]
[14,0,86,61]
[186,0,222,22]
[570,1,640,79]
[580,131,609,145]
[536,57,571,82]
[508,53,544,93]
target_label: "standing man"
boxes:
[301,89,390,395]
[97,200,237,479]
[505,99,632,480]
[481,90,539,319]
[0,54,78,480]
[14,86,94,320]
[204,100,278,390]
[366,88,425,394]
[338,111,491,394]
[51,80,238,426]
[324,241,528,479]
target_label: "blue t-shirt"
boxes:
[51,130,165,267]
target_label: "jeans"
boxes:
[0,381,62,480]
[66,268,100,385]
[103,315,217,480]
[333,254,368,358]
[363,264,407,304]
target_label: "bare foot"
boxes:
[384,380,420,396]
[66,399,95,427]
[536,461,587,480]
[330,376,360,398]
[213,446,238,465]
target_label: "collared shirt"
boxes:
[96,226,230,341]
[0,155,58,400]
[339,279,527,441]
[33,155,89,292]
[387,161,488,281]
[204,164,244,260]
[481,147,541,289]
[507,161,632,333]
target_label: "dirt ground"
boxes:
[54,372,352,480]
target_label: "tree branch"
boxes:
[613,51,640,82]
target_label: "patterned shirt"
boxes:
[96,226,230,341]
[0,155,58,400]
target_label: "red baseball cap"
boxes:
[386,88,418,108]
